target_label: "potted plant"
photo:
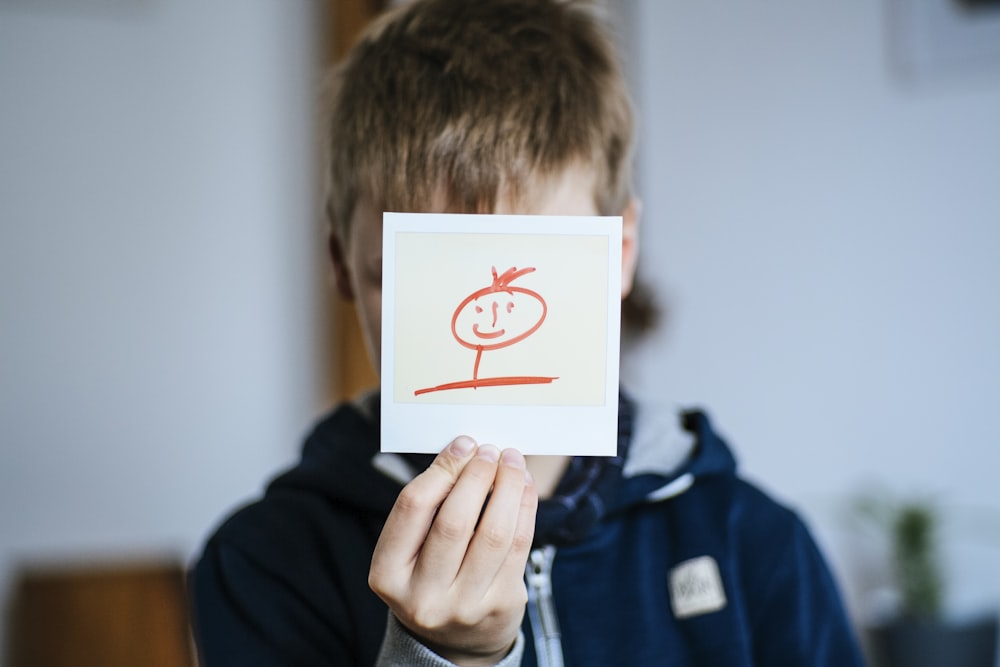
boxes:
[856,494,998,667]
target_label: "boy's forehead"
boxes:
[354,162,600,232]
[496,164,599,216]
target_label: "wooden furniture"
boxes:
[5,561,195,667]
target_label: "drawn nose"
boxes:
[491,300,499,327]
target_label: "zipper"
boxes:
[525,545,564,667]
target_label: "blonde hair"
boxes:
[323,0,635,242]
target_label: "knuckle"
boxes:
[478,523,510,551]
[368,566,400,600]
[429,457,462,482]
[393,485,430,515]
[490,584,527,613]
[433,513,471,542]
[452,604,483,629]
[410,603,447,632]
[367,570,384,596]
[510,527,533,553]
[511,585,528,608]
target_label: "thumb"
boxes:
[371,435,480,580]
[425,435,478,482]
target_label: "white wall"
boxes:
[624,0,1000,631]
[0,0,326,638]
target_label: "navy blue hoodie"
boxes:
[192,394,865,666]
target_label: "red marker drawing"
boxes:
[414,265,558,395]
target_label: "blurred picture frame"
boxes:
[888,0,1000,80]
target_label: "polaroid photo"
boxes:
[380,212,622,456]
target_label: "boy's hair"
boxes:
[322,0,635,243]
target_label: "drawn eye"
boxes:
[506,301,515,313]
[475,305,483,314]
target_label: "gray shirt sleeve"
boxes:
[376,612,525,667]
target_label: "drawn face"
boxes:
[451,267,547,350]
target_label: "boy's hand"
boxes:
[369,437,537,667]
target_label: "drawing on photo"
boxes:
[414,265,558,396]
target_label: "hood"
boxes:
[266,392,738,526]
[267,394,401,518]
[609,401,739,512]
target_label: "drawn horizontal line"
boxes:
[413,375,559,396]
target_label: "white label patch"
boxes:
[669,556,727,619]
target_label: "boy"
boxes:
[192,1,865,665]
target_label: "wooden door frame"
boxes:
[324,0,388,401]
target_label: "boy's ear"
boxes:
[620,198,641,298]
[328,234,355,301]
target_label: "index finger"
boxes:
[371,436,478,574]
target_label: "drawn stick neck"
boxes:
[473,347,483,381]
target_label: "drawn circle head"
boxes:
[451,266,547,350]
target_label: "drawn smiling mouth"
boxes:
[472,324,506,339]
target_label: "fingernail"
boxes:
[525,468,534,486]
[448,436,476,457]
[477,444,500,462]
[501,448,525,469]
